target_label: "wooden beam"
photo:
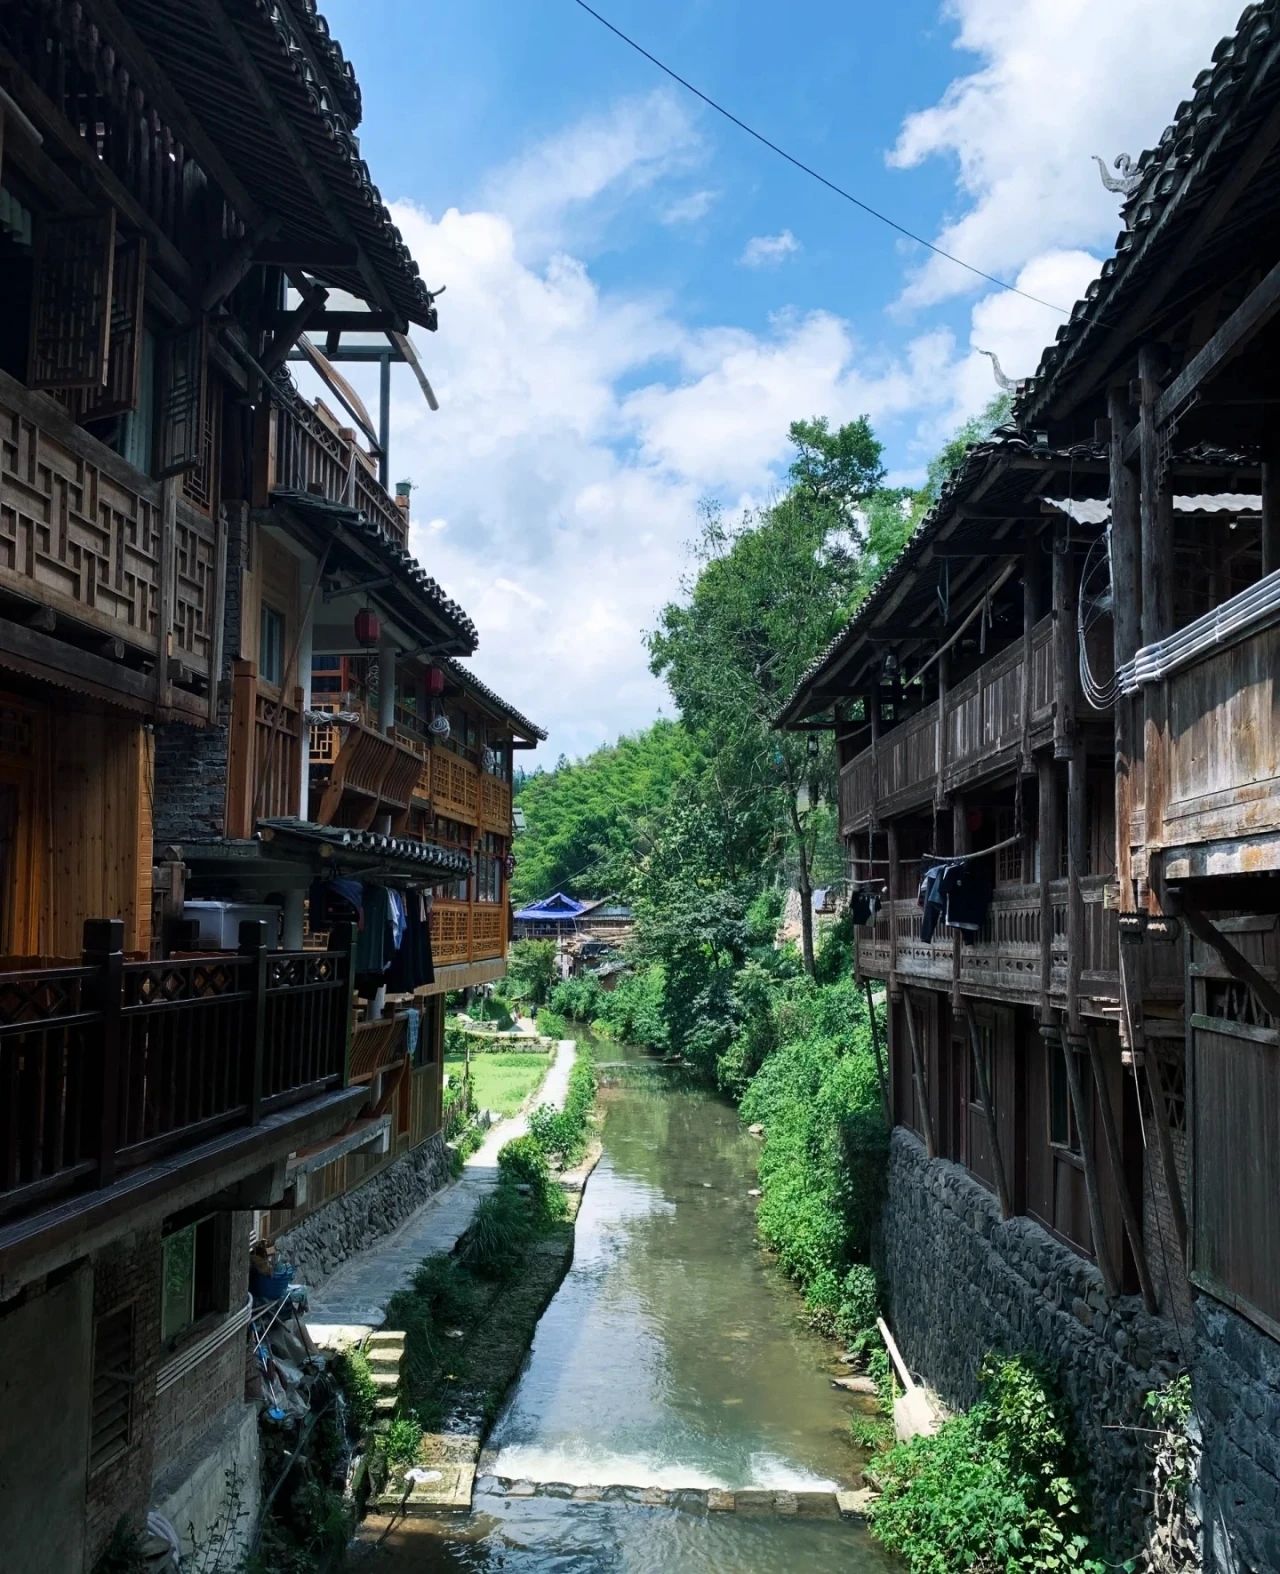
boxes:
[1038,754,1058,1024]
[1066,750,1087,1037]
[951,797,966,1007]
[255,241,360,268]
[887,820,900,995]
[1144,1045,1189,1259]
[190,0,402,321]
[284,310,404,335]
[259,288,329,377]
[1058,1026,1120,1297]
[901,988,937,1159]
[1051,514,1075,760]
[1263,420,1280,578]
[1109,383,1141,911]
[1179,900,1280,1021]
[1086,1027,1158,1312]
[1155,259,1280,426]
[961,997,1012,1219]
[200,218,280,314]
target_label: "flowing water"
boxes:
[379,1041,896,1573]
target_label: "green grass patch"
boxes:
[444,1049,552,1117]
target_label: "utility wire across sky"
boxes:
[569,0,1076,318]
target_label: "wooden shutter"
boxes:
[90,1302,135,1474]
[82,235,148,420]
[28,210,117,390]
[157,319,207,477]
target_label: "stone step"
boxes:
[476,1479,868,1520]
[366,1352,403,1373]
[365,1331,406,1352]
[370,1370,400,1391]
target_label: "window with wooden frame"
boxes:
[966,1016,997,1119]
[434,816,472,902]
[259,603,286,689]
[161,1215,226,1344]
[90,1302,135,1475]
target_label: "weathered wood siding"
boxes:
[1165,622,1280,862]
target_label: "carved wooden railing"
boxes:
[0,919,354,1223]
[431,748,480,824]
[226,662,303,838]
[428,901,507,968]
[480,774,512,834]
[349,1014,408,1084]
[0,368,219,689]
[430,900,471,966]
[271,395,407,545]
[838,617,1056,827]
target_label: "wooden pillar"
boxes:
[935,648,949,797]
[1022,531,1042,766]
[1038,753,1058,1025]
[1051,513,1077,761]
[84,919,125,1187]
[951,795,967,1007]
[1139,346,1173,913]
[239,918,270,1124]
[868,690,881,816]
[1059,1026,1120,1298]
[1086,1026,1158,1312]
[902,987,937,1158]
[1066,750,1087,1037]
[887,818,900,998]
[1108,382,1142,911]
[962,997,1012,1220]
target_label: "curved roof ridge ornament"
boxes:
[1093,153,1143,196]
[977,348,1020,394]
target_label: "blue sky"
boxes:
[321,0,1244,761]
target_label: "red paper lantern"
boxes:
[354,608,381,647]
[425,665,445,696]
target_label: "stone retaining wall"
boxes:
[880,1128,1182,1554]
[1196,1298,1280,1572]
[277,1133,451,1293]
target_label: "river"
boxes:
[379,1041,896,1573]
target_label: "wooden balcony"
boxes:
[0,369,220,716]
[0,919,354,1227]
[227,662,304,839]
[857,873,1182,1007]
[430,901,507,967]
[1159,606,1280,877]
[312,717,420,830]
[269,393,407,546]
[430,747,481,825]
[840,616,1056,832]
[480,774,513,834]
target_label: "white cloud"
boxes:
[482,89,702,259]
[739,230,801,268]
[661,188,719,225]
[889,0,1244,308]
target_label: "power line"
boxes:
[569,0,1073,317]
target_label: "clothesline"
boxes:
[921,831,1023,863]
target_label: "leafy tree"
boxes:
[502,940,557,1008]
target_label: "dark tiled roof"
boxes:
[126,0,437,328]
[1017,0,1280,424]
[272,490,479,653]
[258,817,471,878]
[776,430,1044,725]
[441,657,547,742]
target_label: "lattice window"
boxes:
[29,211,116,391]
[181,387,218,513]
[157,320,207,477]
[91,1303,135,1474]
[0,705,35,765]
[1203,976,1278,1031]
[1156,1047,1187,1137]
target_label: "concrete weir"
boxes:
[476,1478,875,1520]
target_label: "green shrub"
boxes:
[458,1183,532,1279]
[550,975,604,1022]
[597,963,667,1049]
[498,1133,551,1189]
[506,939,557,1006]
[377,1416,423,1469]
[835,1264,880,1346]
[535,1006,570,1040]
[870,1354,1106,1573]
[330,1346,378,1434]
[527,1040,597,1166]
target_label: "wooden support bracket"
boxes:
[961,997,1012,1220]
[865,978,892,1130]
[902,987,937,1159]
[1086,1026,1158,1313]
[1057,1024,1120,1298]
[1179,898,1280,1022]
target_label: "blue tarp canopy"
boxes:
[513,892,586,923]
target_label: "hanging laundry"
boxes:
[310,877,364,929]
[942,860,993,941]
[848,887,881,925]
[918,864,949,942]
[355,884,393,983]
[385,894,435,993]
[387,887,408,952]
